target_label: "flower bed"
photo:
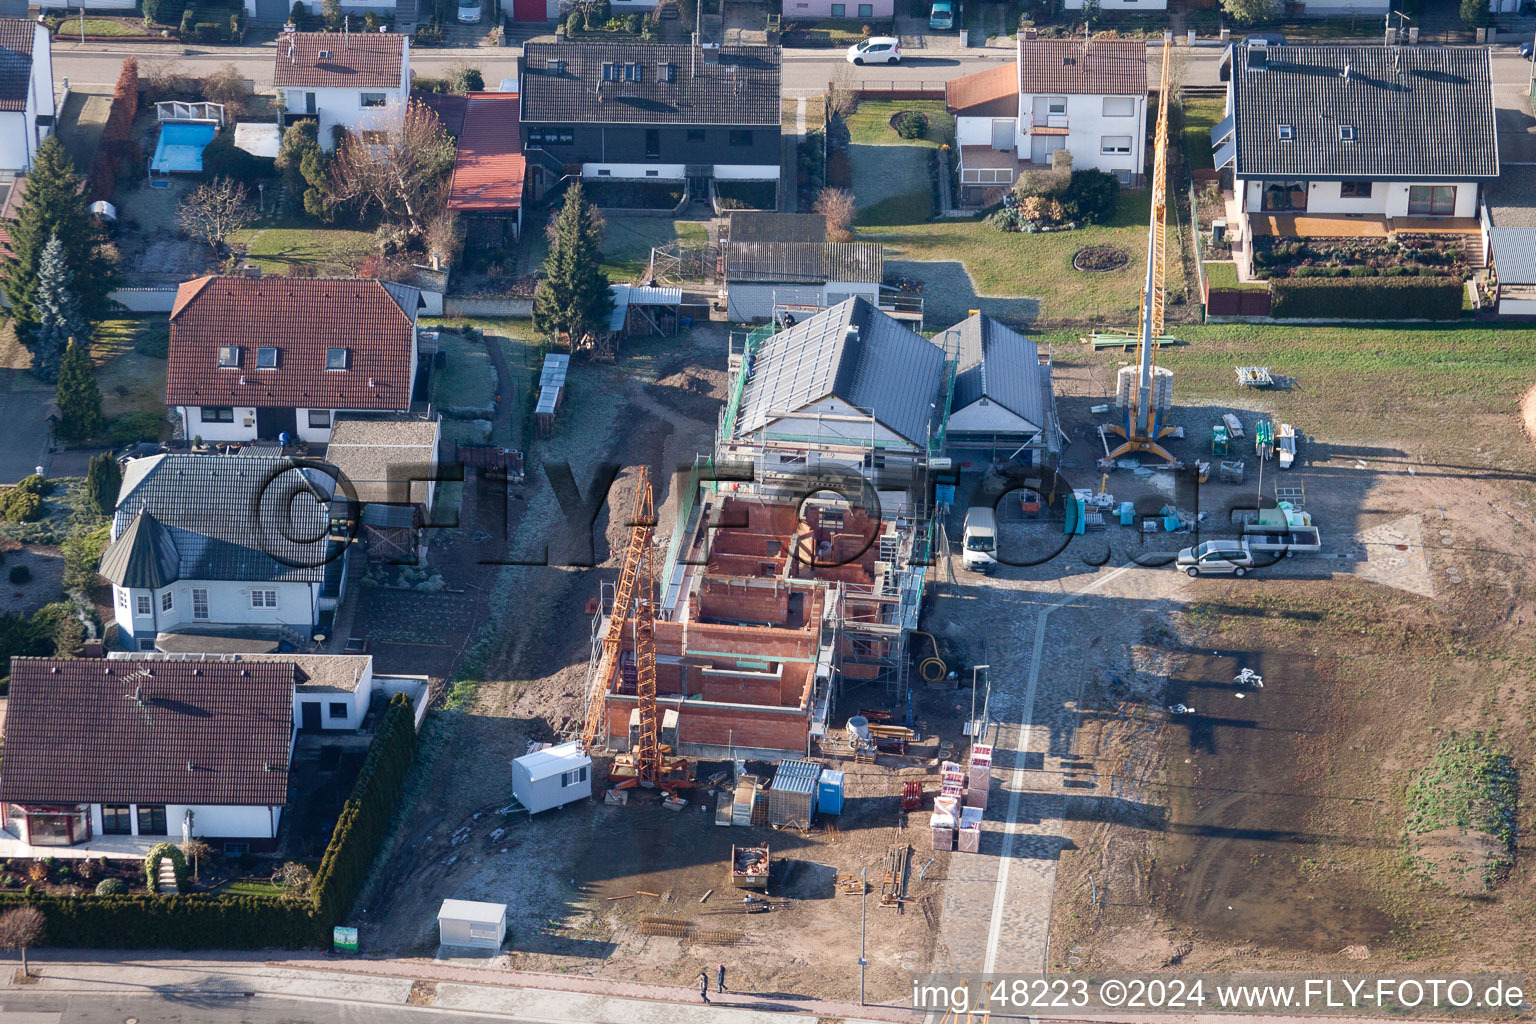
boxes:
[1251,236,1472,281]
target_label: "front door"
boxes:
[301,702,322,730]
[256,407,299,440]
[304,92,317,115]
[991,119,1015,151]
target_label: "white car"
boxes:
[457,0,482,23]
[846,37,901,65]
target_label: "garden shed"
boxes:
[510,741,592,814]
[437,899,508,951]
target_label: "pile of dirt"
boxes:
[1410,828,1511,897]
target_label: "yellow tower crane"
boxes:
[1104,41,1178,465]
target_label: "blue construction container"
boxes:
[818,769,846,815]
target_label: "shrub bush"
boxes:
[1063,169,1119,226]
[0,489,42,523]
[144,843,188,894]
[16,475,50,496]
[986,207,1021,232]
[8,565,30,585]
[566,9,583,33]
[1269,277,1463,321]
[892,110,928,140]
[94,879,127,896]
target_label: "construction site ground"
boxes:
[351,315,1536,1003]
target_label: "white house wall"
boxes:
[584,162,686,180]
[295,685,371,729]
[87,802,279,839]
[284,84,407,150]
[180,404,408,443]
[0,25,54,173]
[1063,0,1166,8]
[1017,91,1145,181]
[713,164,781,180]
[0,112,31,174]
[1242,179,1479,219]
[111,580,319,641]
[947,398,1039,435]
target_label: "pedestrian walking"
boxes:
[717,963,727,993]
[698,971,710,1003]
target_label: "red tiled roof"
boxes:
[166,276,419,411]
[448,92,525,214]
[0,19,38,113]
[414,90,466,135]
[945,62,1017,118]
[273,31,405,90]
[1016,37,1147,96]
[0,658,295,806]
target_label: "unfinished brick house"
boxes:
[587,486,929,759]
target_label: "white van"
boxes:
[962,507,998,573]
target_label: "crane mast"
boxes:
[1105,40,1178,465]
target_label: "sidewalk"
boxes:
[6,951,921,1024]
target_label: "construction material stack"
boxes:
[966,744,991,810]
[958,806,983,852]
[767,759,821,828]
[931,793,959,850]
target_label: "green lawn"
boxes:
[1179,96,1224,173]
[93,318,172,443]
[1202,261,1267,292]
[218,878,285,897]
[429,329,497,411]
[596,218,708,282]
[230,223,376,276]
[862,188,1191,323]
[846,100,955,149]
[1049,322,1536,461]
[73,18,145,34]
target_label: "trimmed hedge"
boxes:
[144,843,188,894]
[85,59,139,205]
[1269,277,1463,321]
[0,693,417,948]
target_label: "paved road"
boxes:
[0,992,518,1023]
[50,40,1536,95]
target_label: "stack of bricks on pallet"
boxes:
[932,793,959,851]
[958,806,983,852]
[967,743,992,810]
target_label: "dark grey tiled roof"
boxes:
[99,511,181,589]
[947,314,1047,429]
[1490,228,1536,285]
[0,18,36,112]
[726,241,882,284]
[108,454,340,584]
[521,42,780,126]
[1228,44,1498,181]
[0,658,293,807]
[735,297,943,447]
[730,212,825,244]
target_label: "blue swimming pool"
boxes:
[151,122,217,174]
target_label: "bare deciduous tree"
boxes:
[326,99,456,240]
[180,838,212,883]
[271,861,313,898]
[201,62,251,117]
[814,187,857,243]
[177,177,255,251]
[0,907,46,977]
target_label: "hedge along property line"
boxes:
[0,693,418,949]
[85,58,140,205]
[1269,277,1464,321]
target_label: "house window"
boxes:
[598,169,611,176]
[729,130,752,147]
[469,927,499,940]
[529,126,574,146]
[1047,97,1066,115]
[645,129,660,159]
[308,409,332,429]
[658,62,675,82]
[602,62,621,81]
[326,348,349,370]
[547,60,565,74]
[560,766,589,787]
[830,3,844,15]
[361,130,388,145]
[138,638,157,651]
[160,590,174,612]
[1100,135,1132,155]
[257,346,280,369]
[1276,124,1293,141]
[624,62,643,82]
[101,805,133,835]
[779,452,807,465]
[117,589,128,610]
[1408,185,1456,216]
[218,345,241,368]
[251,589,278,609]
[857,2,872,14]
[136,805,168,836]
[1338,124,1356,141]
[224,842,250,856]
[192,588,209,620]
[1260,180,1307,211]
[1340,181,1372,198]
[201,407,234,423]
[328,701,349,719]
[1102,97,1135,117]
[360,92,387,107]
[135,594,151,617]
[686,128,705,142]
[646,170,659,177]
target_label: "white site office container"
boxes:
[510,740,593,814]
[437,899,508,950]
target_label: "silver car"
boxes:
[1176,540,1255,577]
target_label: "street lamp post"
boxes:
[971,663,989,740]
[859,866,868,1005]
